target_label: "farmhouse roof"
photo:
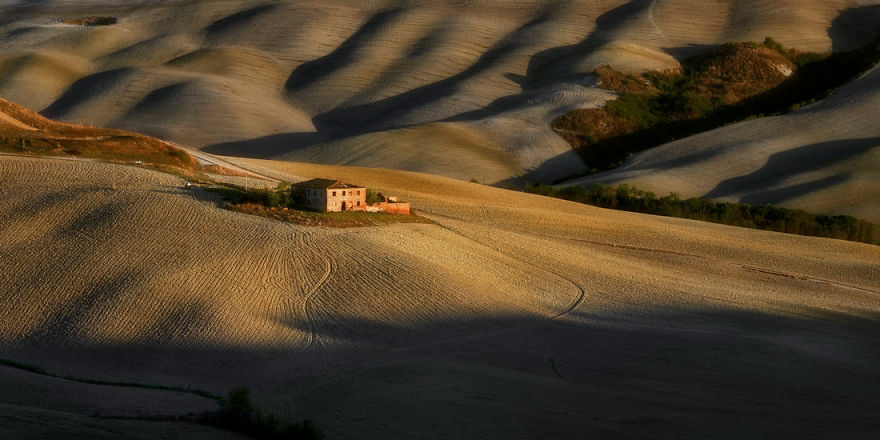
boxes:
[294,178,364,189]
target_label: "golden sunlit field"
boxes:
[1,1,879,439]
[2,154,879,438]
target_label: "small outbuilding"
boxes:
[293,178,366,212]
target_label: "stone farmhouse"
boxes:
[293,178,366,212]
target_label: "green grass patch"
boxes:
[208,184,429,228]
[0,133,199,171]
[526,183,877,245]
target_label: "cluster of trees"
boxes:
[525,183,876,244]
[554,35,880,172]
[212,182,295,208]
[208,388,323,440]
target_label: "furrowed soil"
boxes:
[1,154,878,439]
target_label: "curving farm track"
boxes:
[3,154,878,438]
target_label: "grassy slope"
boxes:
[553,36,880,173]
[0,98,198,169]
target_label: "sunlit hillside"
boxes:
[1,0,878,186]
[2,1,880,439]
[2,153,879,438]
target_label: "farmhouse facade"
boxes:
[294,178,366,212]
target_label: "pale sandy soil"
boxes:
[1,0,879,185]
[1,155,878,438]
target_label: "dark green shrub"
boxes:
[763,37,786,53]
[366,188,380,204]
[212,388,323,440]
[793,52,826,68]
[524,183,877,244]
[605,93,662,129]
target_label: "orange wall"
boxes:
[377,202,410,215]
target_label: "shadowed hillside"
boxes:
[1,0,879,184]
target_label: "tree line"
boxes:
[525,183,876,244]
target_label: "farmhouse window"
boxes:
[332,191,336,196]
[357,190,361,195]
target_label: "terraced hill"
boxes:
[2,0,879,184]
[2,154,878,438]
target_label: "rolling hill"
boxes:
[569,60,880,224]
[3,1,880,438]
[2,154,879,438]
[0,97,198,169]
[2,0,879,186]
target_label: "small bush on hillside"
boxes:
[210,387,323,440]
[211,182,294,208]
[62,16,117,26]
[365,188,381,204]
[762,37,786,54]
[792,52,826,68]
[605,93,662,128]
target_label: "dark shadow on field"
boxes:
[662,43,717,61]
[828,5,880,52]
[2,300,879,439]
[705,137,880,200]
[203,4,280,37]
[491,149,590,187]
[525,0,656,89]
[286,9,563,137]
[201,132,324,158]
[737,173,850,206]
[42,68,137,118]
[1,25,41,40]
[284,8,406,96]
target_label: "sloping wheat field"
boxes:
[2,154,878,438]
[3,1,880,438]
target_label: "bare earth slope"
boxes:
[570,61,880,224]
[2,154,878,438]
[2,1,879,184]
